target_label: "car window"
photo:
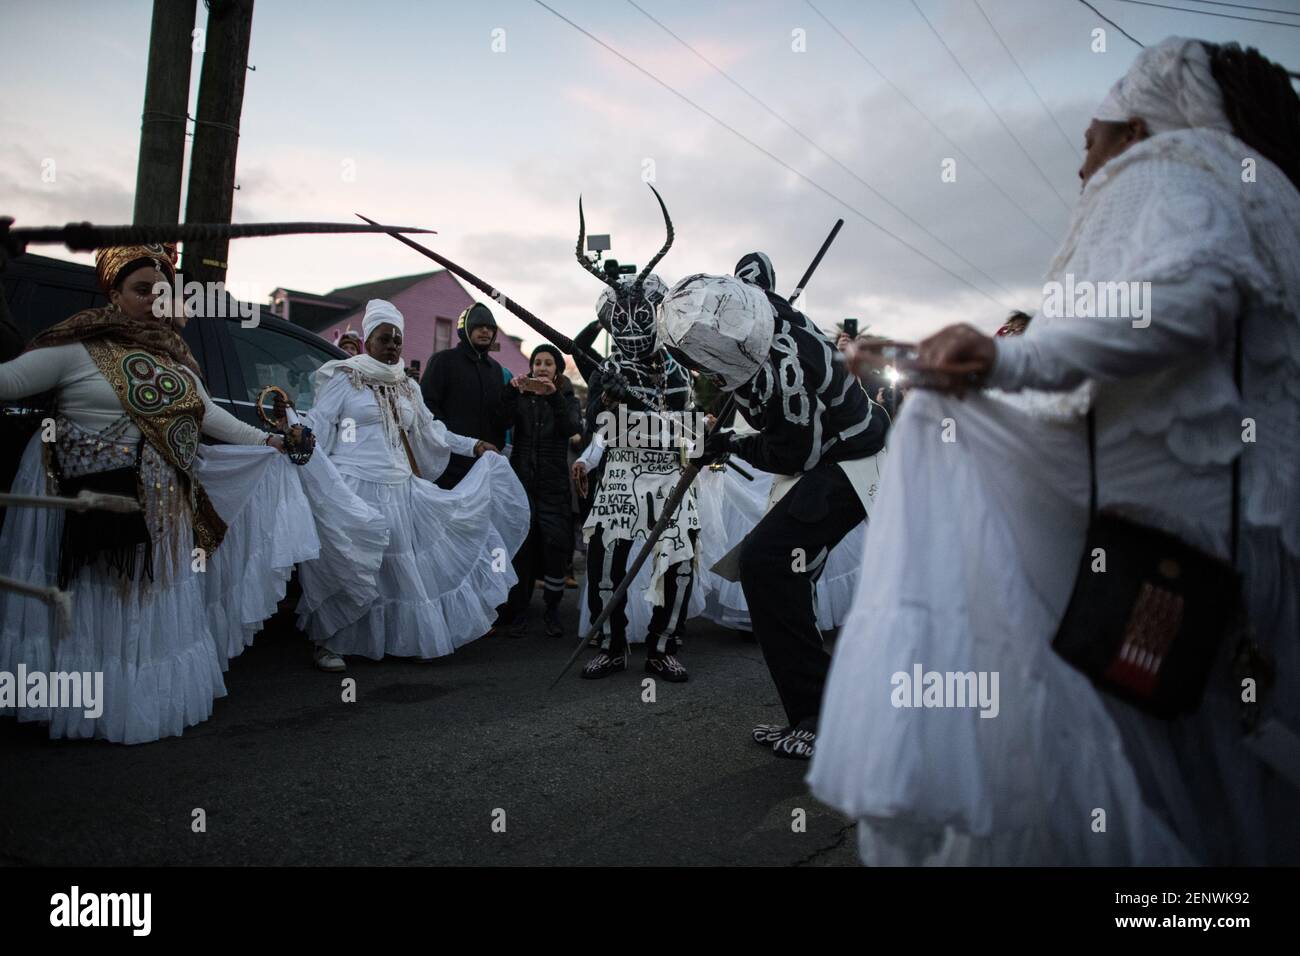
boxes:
[226,322,336,412]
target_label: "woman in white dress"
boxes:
[296,300,529,670]
[809,37,1300,865]
[0,244,317,744]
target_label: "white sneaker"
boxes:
[313,645,346,672]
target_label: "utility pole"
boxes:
[182,0,254,286]
[132,0,197,226]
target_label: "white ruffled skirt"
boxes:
[692,459,864,631]
[808,390,1295,865]
[298,452,529,660]
[0,437,320,744]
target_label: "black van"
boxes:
[2,253,346,494]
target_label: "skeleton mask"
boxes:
[596,274,667,361]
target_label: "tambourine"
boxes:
[256,385,315,465]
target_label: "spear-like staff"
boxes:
[356,211,751,479]
[0,217,433,619]
[0,218,433,257]
[550,217,848,686]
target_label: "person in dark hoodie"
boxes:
[421,302,512,489]
[498,344,583,637]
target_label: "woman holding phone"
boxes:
[498,345,582,637]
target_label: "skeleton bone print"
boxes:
[576,186,699,605]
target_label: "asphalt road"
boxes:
[0,591,857,867]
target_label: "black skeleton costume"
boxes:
[573,190,699,682]
[660,274,888,757]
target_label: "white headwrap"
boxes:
[658,274,775,390]
[1093,36,1232,135]
[315,298,410,389]
[361,298,404,341]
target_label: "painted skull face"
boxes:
[597,274,667,361]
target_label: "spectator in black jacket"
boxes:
[420,302,511,489]
[499,344,583,637]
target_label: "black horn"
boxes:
[633,184,673,289]
[576,197,621,290]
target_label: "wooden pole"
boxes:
[182,0,255,286]
[132,0,198,226]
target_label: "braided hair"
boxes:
[1205,41,1300,190]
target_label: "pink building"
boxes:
[269,269,530,378]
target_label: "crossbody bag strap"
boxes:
[1230,314,1243,571]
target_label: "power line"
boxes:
[1076,0,1146,46]
[1109,0,1300,27]
[623,0,1017,299]
[528,0,1013,308]
[804,0,1063,241]
[910,0,1076,211]
[971,0,1083,161]
[1183,0,1300,16]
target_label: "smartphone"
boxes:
[843,318,858,338]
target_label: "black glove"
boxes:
[699,428,734,466]
[602,370,631,404]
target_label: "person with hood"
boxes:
[499,344,583,637]
[421,302,511,489]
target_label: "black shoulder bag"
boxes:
[55,436,153,589]
[1051,330,1243,719]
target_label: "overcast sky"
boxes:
[4,0,1299,348]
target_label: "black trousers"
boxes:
[504,507,573,620]
[739,462,866,732]
[586,527,697,657]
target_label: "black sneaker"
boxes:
[543,607,563,638]
[772,729,816,760]
[645,654,688,683]
[580,652,627,679]
[751,723,786,746]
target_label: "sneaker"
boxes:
[772,729,816,760]
[644,654,688,683]
[751,723,786,746]
[565,574,579,589]
[507,617,529,639]
[543,607,564,638]
[313,645,346,672]
[580,652,627,679]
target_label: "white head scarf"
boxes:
[316,298,410,389]
[1093,36,1232,135]
[361,298,404,341]
[658,274,775,390]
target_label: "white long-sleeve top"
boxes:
[574,432,606,472]
[985,128,1300,561]
[301,370,477,484]
[0,342,268,445]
